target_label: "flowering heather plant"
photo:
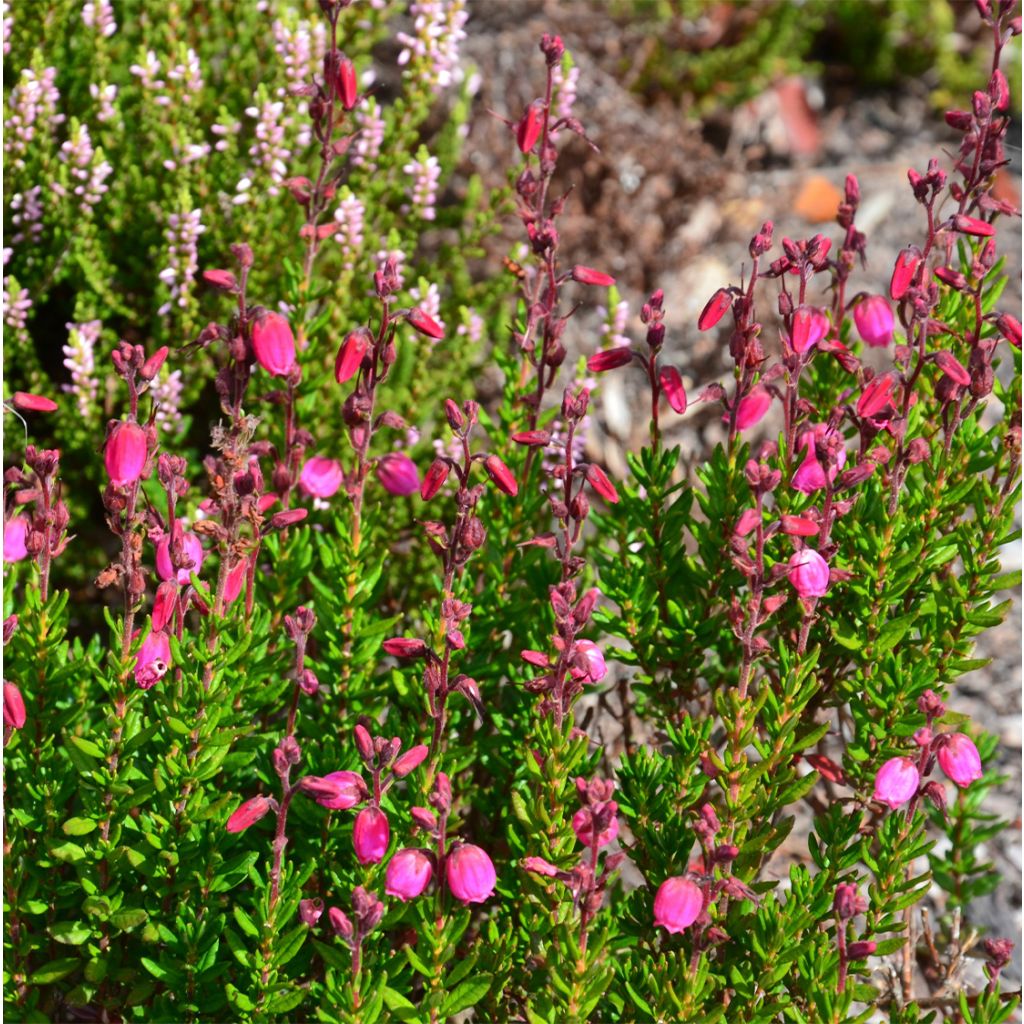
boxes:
[3,1,1022,1022]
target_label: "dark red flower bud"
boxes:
[571,265,615,287]
[658,365,687,414]
[12,392,57,413]
[484,455,518,497]
[335,328,371,384]
[857,373,897,419]
[382,637,429,658]
[511,430,550,445]
[953,214,995,237]
[586,347,633,372]
[698,288,732,331]
[890,247,923,300]
[203,269,237,291]
[516,102,543,153]
[847,941,877,960]
[407,308,444,339]
[934,350,971,386]
[420,459,450,501]
[996,313,1021,348]
[585,464,619,504]
[140,346,169,381]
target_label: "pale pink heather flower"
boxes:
[244,96,292,194]
[396,0,468,89]
[936,733,983,788]
[9,186,44,247]
[854,295,895,348]
[385,848,434,901]
[4,66,64,165]
[300,456,344,499]
[598,298,631,348]
[456,310,484,346]
[353,98,385,169]
[156,532,204,586]
[788,548,830,598]
[134,627,171,689]
[446,843,496,904]
[551,59,580,123]
[2,2,11,56]
[4,516,29,562]
[334,189,365,273]
[374,248,405,290]
[82,0,116,37]
[3,277,32,339]
[57,122,113,211]
[272,13,328,99]
[157,208,206,316]
[129,50,169,106]
[403,150,441,221]
[353,805,390,864]
[874,757,920,809]
[89,82,119,123]
[166,48,203,96]
[654,876,703,933]
[151,369,184,435]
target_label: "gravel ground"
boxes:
[453,0,1023,1001]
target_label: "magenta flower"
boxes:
[302,771,368,810]
[353,805,390,864]
[587,347,633,373]
[698,288,732,331]
[392,744,429,778]
[658,365,687,414]
[105,421,148,487]
[572,806,619,848]
[420,458,450,500]
[732,388,772,431]
[226,795,273,833]
[298,898,324,926]
[12,391,58,413]
[522,856,560,878]
[937,733,983,788]
[791,425,845,495]
[300,456,344,499]
[156,532,204,586]
[4,516,29,563]
[790,305,830,354]
[334,329,370,384]
[574,640,607,683]
[788,549,830,598]
[251,311,296,377]
[446,843,496,904]
[571,265,615,287]
[890,247,923,300]
[134,628,171,690]
[516,102,542,153]
[873,757,920,809]
[376,452,420,496]
[854,295,895,348]
[223,559,247,605]
[3,681,27,729]
[653,876,703,933]
[385,848,434,901]
[407,307,444,340]
[484,455,518,497]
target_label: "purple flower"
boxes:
[873,757,920,810]
[653,876,702,933]
[376,453,420,496]
[300,456,343,499]
[385,848,434,901]
[445,843,496,904]
[156,532,204,586]
[937,733,983,788]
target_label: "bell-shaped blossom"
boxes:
[4,516,29,563]
[653,876,703,933]
[791,425,846,495]
[873,757,920,809]
[3,681,27,729]
[659,365,687,414]
[156,532,204,586]
[698,288,732,331]
[574,640,607,683]
[445,843,496,904]
[353,805,390,864]
[376,452,420,496]
[385,848,434,901]
[937,733,983,788]
[733,388,772,431]
[134,628,171,689]
[300,456,343,499]
[251,311,296,377]
[226,795,273,833]
[587,347,634,372]
[105,421,148,487]
[788,549,830,598]
[571,806,619,848]
[298,898,324,926]
[484,455,518,497]
[304,770,368,810]
[854,295,895,348]
[790,305,830,354]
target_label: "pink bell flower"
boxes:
[300,456,344,499]
[733,388,772,431]
[134,627,172,690]
[653,876,703,933]
[353,805,390,864]
[251,312,296,377]
[873,757,920,809]
[4,516,29,563]
[105,421,148,487]
[156,532,204,586]
[854,295,895,348]
[303,771,368,810]
[226,795,273,833]
[376,453,420,496]
[936,733,983,788]
[571,806,619,848]
[790,305,830,354]
[788,549,830,598]
[385,848,434,901]
[3,681,27,729]
[574,640,608,683]
[445,843,496,904]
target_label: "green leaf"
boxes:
[232,905,260,938]
[62,817,97,836]
[110,908,148,932]
[50,920,92,945]
[439,973,492,1017]
[272,924,307,967]
[28,958,80,984]
[265,987,306,1014]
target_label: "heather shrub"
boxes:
[3,1,1022,1022]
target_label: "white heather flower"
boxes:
[158,207,205,316]
[9,187,44,247]
[4,66,64,165]
[334,189,365,272]
[552,61,580,124]
[58,122,113,211]
[403,150,441,221]
[598,299,631,348]
[352,97,385,169]
[129,49,167,106]
[456,309,484,346]
[408,281,445,341]
[245,97,291,193]
[396,0,468,89]
[3,278,32,342]
[151,368,184,435]
[2,1,12,55]
[167,47,203,98]
[82,0,116,37]
[62,319,101,418]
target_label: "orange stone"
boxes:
[794,175,842,224]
